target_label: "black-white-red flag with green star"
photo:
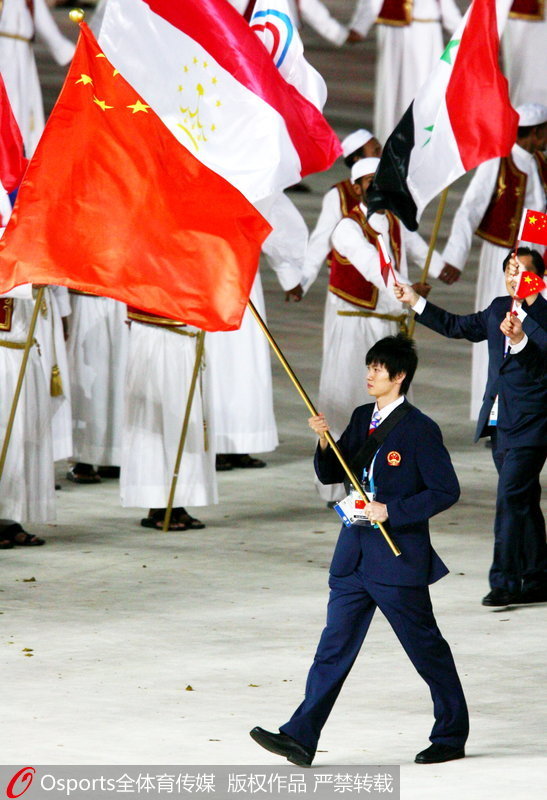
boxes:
[368,0,518,231]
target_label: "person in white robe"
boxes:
[0,0,75,155]
[503,6,547,107]
[120,318,217,530]
[315,158,436,503]
[66,294,128,482]
[302,128,383,294]
[206,192,307,470]
[350,0,462,145]
[0,284,54,544]
[33,285,72,462]
[441,103,547,420]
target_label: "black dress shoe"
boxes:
[481,588,520,607]
[415,743,465,764]
[249,727,314,766]
[514,586,547,604]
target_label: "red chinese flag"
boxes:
[515,270,546,300]
[0,74,28,193]
[0,24,271,331]
[519,209,547,248]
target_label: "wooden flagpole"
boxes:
[247,300,401,557]
[407,187,449,338]
[162,330,206,533]
[0,287,45,482]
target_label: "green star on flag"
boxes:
[441,40,460,65]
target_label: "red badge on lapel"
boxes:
[387,451,401,466]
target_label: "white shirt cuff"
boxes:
[411,296,427,315]
[509,334,529,354]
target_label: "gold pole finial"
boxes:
[69,8,86,23]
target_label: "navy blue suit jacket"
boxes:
[315,402,460,587]
[419,297,547,449]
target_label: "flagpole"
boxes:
[407,187,449,338]
[247,300,401,557]
[162,330,206,533]
[0,287,45,483]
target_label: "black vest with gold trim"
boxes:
[476,153,547,248]
[328,208,402,310]
[509,0,544,21]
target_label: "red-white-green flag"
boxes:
[368,0,518,231]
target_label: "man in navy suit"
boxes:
[395,248,547,608]
[250,334,469,766]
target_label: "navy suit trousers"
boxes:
[490,431,547,594]
[280,564,469,752]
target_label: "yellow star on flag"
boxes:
[528,215,537,224]
[93,96,114,111]
[524,275,532,283]
[76,73,93,86]
[127,100,150,114]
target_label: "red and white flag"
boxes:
[97,0,340,202]
[369,0,518,230]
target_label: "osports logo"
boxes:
[6,767,35,799]
[250,9,294,68]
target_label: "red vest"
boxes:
[476,153,547,248]
[328,208,402,310]
[377,0,413,26]
[509,0,543,20]
[334,179,361,217]
[127,306,189,328]
[0,298,14,333]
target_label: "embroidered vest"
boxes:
[509,0,543,20]
[0,297,14,332]
[476,153,547,248]
[334,179,361,217]
[127,306,188,328]
[377,0,413,26]
[328,208,402,310]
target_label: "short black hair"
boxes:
[503,247,545,277]
[366,334,417,395]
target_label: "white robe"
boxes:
[120,321,217,509]
[34,286,73,461]
[206,193,306,454]
[352,0,462,145]
[317,207,409,502]
[0,288,55,522]
[0,0,75,155]
[442,144,546,419]
[503,16,547,107]
[67,295,128,466]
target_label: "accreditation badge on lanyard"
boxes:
[333,462,378,528]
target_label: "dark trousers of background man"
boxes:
[490,429,547,595]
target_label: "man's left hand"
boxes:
[364,501,388,524]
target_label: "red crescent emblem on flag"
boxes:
[387,451,401,466]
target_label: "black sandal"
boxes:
[4,523,46,546]
[140,509,188,531]
[172,508,206,530]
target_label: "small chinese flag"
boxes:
[515,270,546,300]
[519,209,547,247]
